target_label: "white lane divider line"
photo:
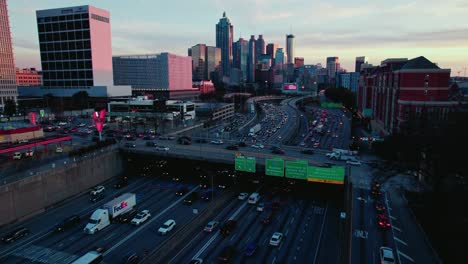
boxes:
[398,250,415,262]
[272,256,276,264]
[390,215,397,220]
[230,233,237,241]
[392,225,402,232]
[394,236,407,246]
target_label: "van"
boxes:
[71,250,103,264]
[248,193,260,205]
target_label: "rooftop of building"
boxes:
[195,102,233,110]
[400,56,440,70]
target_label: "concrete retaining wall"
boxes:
[0,150,124,227]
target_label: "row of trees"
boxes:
[324,87,356,109]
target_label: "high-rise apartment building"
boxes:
[216,12,233,77]
[247,35,256,82]
[255,35,265,64]
[326,57,340,78]
[286,34,295,64]
[355,56,368,72]
[0,0,17,110]
[190,44,207,81]
[266,43,278,60]
[24,5,130,98]
[275,48,285,68]
[233,38,248,80]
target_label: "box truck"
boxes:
[84,193,136,234]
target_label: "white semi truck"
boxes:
[326,152,354,161]
[248,124,262,137]
[332,148,358,156]
[84,193,136,234]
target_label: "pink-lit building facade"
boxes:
[16,68,42,86]
[0,0,17,110]
[357,56,460,135]
[193,80,215,94]
[113,53,198,100]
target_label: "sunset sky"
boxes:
[8,0,468,75]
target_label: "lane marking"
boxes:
[103,187,199,256]
[272,256,276,264]
[398,250,415,262]
[394,236,408,246]
[392,225,402,232]
[230,233,237,241]
[312,204,328,264]
[390,215,397,220]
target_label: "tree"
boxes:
[3,99,16,119]
[71,91,90,110]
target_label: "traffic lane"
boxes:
[1,179,188,263]
[313,205,342,264]
[0,176,149,259]
[104,188,213,263]
[168,197,243,263]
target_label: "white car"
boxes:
[379,247,395,264]
[56,147,63,153]
[251,144,264,149]
[77,123,86,127]
[155,146,169,151]
[269,232,283,246]
[158,219,176,235]
[90,185,105,196]
[210,140,224,145]
[13,152,22,160]
[131,210,151,226]
[238,193,248,200]
[346,160,362,166]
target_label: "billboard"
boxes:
[285,160,308,180]
[266,158,285,177]
[235,156,256,173]
[307,166,345,184]
[283,83,297,90]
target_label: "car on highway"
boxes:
[347,159,362,166]
[1,227,30,243]
[379,247,396,264]
[56,147,63,153]
[124,142,136,148]
[117,207,138,223]
[201,189,214,201]
[238,192,248,200]
[256,202,265,212]
[90,192,104,203]
[243,243,258,257]
[195,138,208,143]
[371,189,382,198]
[122,253,140,264]
[131,210,151,226]
[90,185,105,196]
[25,150,34,157]
[269,232,283,246]
[143,134,155,140]
[113,177,128,189]
[251,144,264,149]
[183,192,198,205]
[210,139,224,145]
[13,152,22,160]
[155,146,169,151]
[175,187,189,196]
[237,141,247,147]
[262,214,273,225]
[145,141,157,147]
[217,245,236,263]
[272,148,285,154]
[158,219,176,235]
[55,215,80,232]
[225,145,239,150]
[301,149,315,155]
[203,221,219,232]
[377,214,391,229]
[375,202,386,212]
[220,220,237,236]
[189,258,203,264]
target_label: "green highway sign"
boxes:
[266,158,285,177]
[285,160,308,180]
[307,166,345,184]
[235,156,256,173]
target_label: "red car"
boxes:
[377,214,391,229]
[375,203,386,212]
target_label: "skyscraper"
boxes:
[216,12,233,77]
[190,44,207,81]
[206,46,221,81]
[286,34,295,64]
[233,38,248,80]
[0,0,17,109]
[355,56,368,72]
[266,43,279,63]
[275,48,285,68]
[247,35,256,82]
[255,35,265,64]
[326,57,340,78]
[32,5,130,98]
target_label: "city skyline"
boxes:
[7,0,468,75]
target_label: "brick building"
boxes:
[357,56,460,135]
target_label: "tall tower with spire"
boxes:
[216,12,234,77]
[286,34,295,64]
